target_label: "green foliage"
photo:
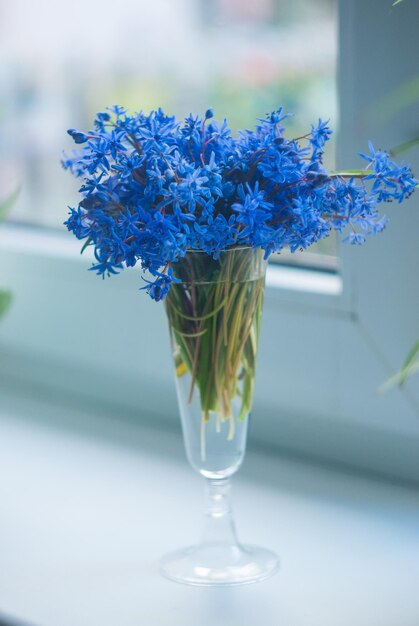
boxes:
[380,341,419,392]
[0,186,19,223]
[391,136,419,157]
[385,117,419,388]
[331,169,369,177]
[0,289,12,317]
[0,186,19,319]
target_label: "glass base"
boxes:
[160,543,279,586]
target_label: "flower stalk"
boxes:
[165,248,265,439]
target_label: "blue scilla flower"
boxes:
[232,183,273,242]
[310,119,332,155]
[67,129,88,144]
[343,232,366,245]
[64,206,91,239]
[141,268,179,301]
[63,106,416,300]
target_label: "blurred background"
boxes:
[0,0,337,257]
[0,1,419,624]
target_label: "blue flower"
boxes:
[64,206,90,239]
[67,129,88,144]
[141,268,179,301]
[310,119,332,155]
[63,106,416,300]
[343,232,366,245]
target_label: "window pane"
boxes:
[0,0,337,260]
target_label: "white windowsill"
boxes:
[0,223,342,296]
[266,264,341,296]
[0,391,417,626]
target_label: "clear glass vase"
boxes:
[161,247,279,586]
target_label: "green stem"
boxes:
[165,248,266,439]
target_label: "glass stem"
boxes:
[201,478,238,546]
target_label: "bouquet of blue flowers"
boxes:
[63,106,416,298]
[63,106,416,432]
